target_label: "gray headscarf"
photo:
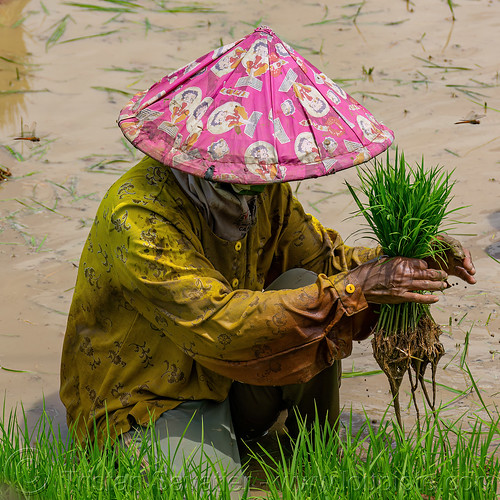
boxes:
[171,169,258,241]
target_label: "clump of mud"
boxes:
[372,315,445,426]
[0,166,11,181]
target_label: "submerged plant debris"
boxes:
[0,165,12,181]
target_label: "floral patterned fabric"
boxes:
[117,26,394,185]
[60,156,380,443]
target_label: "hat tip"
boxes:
[254,25,275,36]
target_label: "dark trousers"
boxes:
[229,268,342,440]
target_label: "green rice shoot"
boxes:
[1,403,499,499]
[347,149,461,336]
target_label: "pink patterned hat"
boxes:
[118,26,394,184]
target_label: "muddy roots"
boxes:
[371,315,444,427]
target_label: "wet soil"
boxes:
[0,0,499,448]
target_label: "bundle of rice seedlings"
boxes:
[346,150,462,426]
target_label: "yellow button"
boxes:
[232,278,239,288]
[345,283,356,294]
[235,241,242,251]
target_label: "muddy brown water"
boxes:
[0,0,499,462]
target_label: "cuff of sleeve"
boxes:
[327,273,369,316]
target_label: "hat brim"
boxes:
[118,26,394,184]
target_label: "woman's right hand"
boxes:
[348,256,449,305]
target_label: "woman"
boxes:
[60,26,475,495]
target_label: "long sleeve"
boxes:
[109,200,374,386]
[60,158,379,442]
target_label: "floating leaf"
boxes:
[46,15,75,51]
[1,365,31,373]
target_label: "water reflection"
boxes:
[0,0,32,130]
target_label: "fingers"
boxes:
[390,258,449,300]
[462,249,476,276]
[407,278,448,293]
[439,234,466,260]
[409,261,448,289]
[454,265,477,285]
[356,254,474,306]
[431,236,477,286]
[360,257,450,304]
[401,291,441,304]
[413,266,448,281]
[450,248,477,284]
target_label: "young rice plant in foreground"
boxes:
[0,404,499,499]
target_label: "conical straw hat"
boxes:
[118,26,394,184]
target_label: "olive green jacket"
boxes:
[60,156,378,443]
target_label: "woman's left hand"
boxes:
[427,234,476,285]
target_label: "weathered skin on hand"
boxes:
[428,234,476,285]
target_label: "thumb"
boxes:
[437,234,465,261]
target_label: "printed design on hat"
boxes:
[236,39,269,91]
[167,86,202,125]
[131,89,167,116]
[354,149,371,165]
[207,102,262,137]
[245,39,270,77]
[317,73,347,99]
[119,109,158,140]
[269,49,288,77]
[120,120,142,141]
[212,41,238,60]
[322,158,337,173]
[120,108,162,141]
[211,47,247,77]
[279,69,297,92]
[172,151,194,168]
[294,57,308,75]
[272,117,290,144]
[344,139,371,165]
[314,72,324,84]
[298,116,345,137]
[184,97,214,150]
[182,59,201,75]
[129,90,147,114]
[295,132,321,164]
[167,75,178,85]
[344,140,364,153]
[335,108,355,129]
[366,113,380,125]
[326,89,341,105]
[322,137,338,155]
[357,115,383,143]
[117,26,395,183]
[365,114,394,143]
[220,88,250,99]
[280,99,295,116]
[158,121,178,139]
[275,43,290,58]
[323,115,347,136]
[293,83,329,118]
[347,96,362,111]
[186,98,213,134]
[244,141,279,181]
[136,109,163,122]
[208,138,230,161]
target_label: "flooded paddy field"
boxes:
[0,0,499,464]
